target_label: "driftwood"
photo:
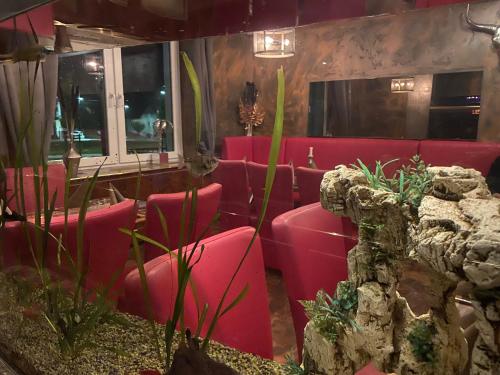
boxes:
[167,331,238,375]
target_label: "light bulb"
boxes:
[265,36,274,47]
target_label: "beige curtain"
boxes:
[0,54,58,166]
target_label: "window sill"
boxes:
[72,161,182,182]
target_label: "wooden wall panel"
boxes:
[212,0,500,147]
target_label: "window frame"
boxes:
[69,41,182,168]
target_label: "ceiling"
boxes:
[51,0,369,42]
[0,0,477,51]
[52,0,476,42]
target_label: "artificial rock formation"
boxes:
[302,165,499,375]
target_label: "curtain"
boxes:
[0,53,58,166]
[181,38,216,155]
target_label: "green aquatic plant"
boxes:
[122,55,287,373]
[399,155,432,208]
[352,159,396,192]
[408,320,437,364]
[359,220,384,242]
[353,155,431,209]
[301,281,359,344]
[284,355,306,375]
[0,50,127,359]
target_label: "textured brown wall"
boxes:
[212,0,500,149]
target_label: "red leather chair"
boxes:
[295,167,327,205]
[5,163,66,214]
[247,161,294,270]
[0,221,30,269]
[143,183,222,262]
[28,200,136,297]
[272,203,357,356]
[119,227,273,359]
[211,160,251,230]
[83,200,138,295]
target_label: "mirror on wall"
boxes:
[308,71,483,140]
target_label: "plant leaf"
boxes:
[181,52,202,146]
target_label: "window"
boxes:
[49,42,182,167]
[52,50,109,159]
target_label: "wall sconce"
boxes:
[84,54,104,77]
[253,28,295,58]
[391,77,415,93]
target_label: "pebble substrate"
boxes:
[0,273,283,375]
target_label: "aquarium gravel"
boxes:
[0,273,283,375]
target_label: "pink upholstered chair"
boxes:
[0,221,30,269]
[143,183,222,262]
[119,227,273,359]
[272,203,357,356]
[212,160,251,231]
[5,163,66,214]
[246,161,294,270]
[35,200,136,298]
[295,167,327,206]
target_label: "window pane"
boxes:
[50,50,108,160]
[121,43,174,154]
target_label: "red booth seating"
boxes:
[5,163,66,214]
[295,167,327,205]
[222,136,500,177]
[247,162,294,270]
[212,160,251,231]
[272,203,357,356]
[143,183,222,262]
[1,200,137,300]
[222,136,286,164]
[419,140,500,176]
[119,227,273,359]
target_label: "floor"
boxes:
[266,269,297,364]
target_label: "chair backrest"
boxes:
[5,163,66,214]
[296,167,327,205]
[143,183,222,262]
[247,161,294,220]
[272,202,357,355]
[119,227,273,359]
[212,160,251,230]
[36,200,136,298]
[0,221,30,269]
[84,200,137,294]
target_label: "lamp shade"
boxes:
[253,28,295,58]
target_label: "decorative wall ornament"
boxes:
[238,82,265,136]
[465,4,500,48]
